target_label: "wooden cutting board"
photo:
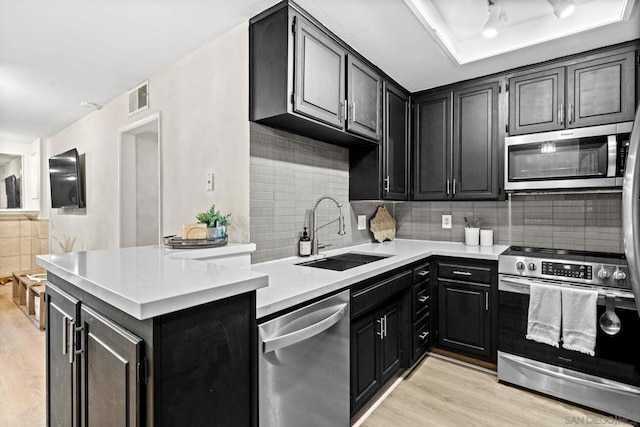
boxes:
[370,205,396,243]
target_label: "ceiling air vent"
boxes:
[128,81,149,116]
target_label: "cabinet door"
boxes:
[452,80,500,200]
[508,67,565,136]
[382,82,410,200]
[413,92,451,200]
[351,311,379,410]
[567,51,636,128]
[79,305,142,427]
[46,284,80,427]
[379,300,401,384]
[293,15,346,129]
[347,55,381,140]
[437,279,491,359]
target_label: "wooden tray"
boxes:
[164,235,228,249]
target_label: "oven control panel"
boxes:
[541,262,592,279]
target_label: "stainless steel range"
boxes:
[498,247,640,423]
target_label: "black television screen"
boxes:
[4,174,20,208]
[49,148,84,208]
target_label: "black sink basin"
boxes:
[296,252,391,271]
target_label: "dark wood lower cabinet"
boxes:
[351,297,402,415]
[46,275,257,427]
[433,258,497,363]
[437,279,491,359]
[80,305,142,426]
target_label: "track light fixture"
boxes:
[483,0,504,39]
[548,0,576,19]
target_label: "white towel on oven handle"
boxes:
[561,286,598,356]
[526,282,561,348]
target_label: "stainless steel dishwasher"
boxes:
[259,289,350,427]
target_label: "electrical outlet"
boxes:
[206,172,214,192]
[442,214,452,229]
[357,215,367,230]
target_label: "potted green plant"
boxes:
[196,205,231,240]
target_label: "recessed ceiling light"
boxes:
[80,101,102,110]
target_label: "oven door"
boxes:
[504,125,622,191]
[498,275,640,386]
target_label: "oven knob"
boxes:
[613,270,626,281]
[597,268,611,279]
[516,261,525,271]
[528,263,536,271]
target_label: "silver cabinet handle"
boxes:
[418,270,429,277]
[569,102,574,125]
[446,179,450,195]
[262,303,348,353]
[418,295,429,303]
[485,292,489,311]
[349,101,356,123]
[559,103,564,125]
[383,315,388,338]
[453,179,457,195]
[384,176,390,193]
[453,270,472,276]
[62,316,69,356]
[340,100,347,122]
[419,331,429,340]
[68,319,75,364]
[377,317,383,339]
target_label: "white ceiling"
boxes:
[1,0,639,144]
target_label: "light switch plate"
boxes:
[442,214,452,229]
[206,172,214,192]
[358,215,367,230]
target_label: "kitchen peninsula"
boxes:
[36,244,267,426]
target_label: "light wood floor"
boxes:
[0,282,46,426]
[361,356,634,427]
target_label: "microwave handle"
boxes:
[607,135,617,177]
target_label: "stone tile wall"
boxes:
[0,217,49,278]
[250,123,624,263]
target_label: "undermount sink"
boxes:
[296,252,392,271]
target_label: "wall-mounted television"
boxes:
[49,148,85,208]
[4,174,20,208]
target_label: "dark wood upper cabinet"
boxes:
[382,81,409,200]
[452,80,500,200]
[250,3,384,147]
[508,67,565,135]
[347,55,382,140]
[413,91,451,201]
[414,79,500,201]
[293,15,346,130]
[567,50,636,128]
[349,80,409,201]
[509,47,637,136]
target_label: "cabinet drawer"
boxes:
[438,262,492,284]
[413,317,430,360]
[413,263,430,282]
[351,270,411,318]
[412,282,429,320]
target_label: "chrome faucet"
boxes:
[311,195,346,255]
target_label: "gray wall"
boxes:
[250,123,623,263]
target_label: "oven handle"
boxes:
[500,352,640,398]
[499,275,638,310]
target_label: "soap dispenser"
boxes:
[299,227,311,257]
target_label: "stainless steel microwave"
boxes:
[504,122,633,191]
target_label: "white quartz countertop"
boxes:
[36,243,268,320]
[253,239,508,319]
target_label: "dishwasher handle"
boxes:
[262,303,348,354]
